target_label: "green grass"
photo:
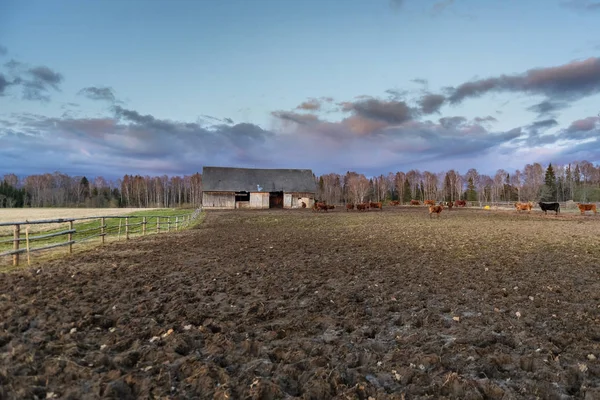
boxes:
[0,208,201,257]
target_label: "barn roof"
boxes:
[202,167,317,193]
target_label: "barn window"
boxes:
[235,191,250,201]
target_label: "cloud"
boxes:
[447,57,600,104]
[78,86,116,102]
[389,0,405,9]
[473,115,497,124]
[567,116,600,132]
[29,66,62,88]
[0,74,11,96]
[341,98,415,125]
[530,119,559,130]
[431,0,455,14]
[561,0,600,11]
[418,93,446,114]
[527,100,570,116]
[1,107,275,177]
[0,60,63,101]
[296,99,322,111]
[271,110,321,125]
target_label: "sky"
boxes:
[1,0,600,180]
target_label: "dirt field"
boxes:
[2,206,600,399]
[0,208,158,235]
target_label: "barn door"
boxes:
[269,191,283,208]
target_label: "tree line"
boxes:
[0,172,203,208]
[1,160,599,208]
[314,161,600,205]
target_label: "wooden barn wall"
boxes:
[202,192,235,209]
[285,192,315,209]
[250,192,269,209]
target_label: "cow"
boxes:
[313,202,328,212]
[346,203,354,211]
[446,201,454,210]
[515,202,533,212]
[410,200,420,206]
[327,205,335,210]
[455,200,466,207]
[578,203,597,215]
[301,201,307,208]
[369,202,383,210]
[389,200,400,206]
[356,203,367,211]
[424,200,436,206]
[538,202,560,215]
[429,204,443,218]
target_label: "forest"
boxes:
[0,161,599,208]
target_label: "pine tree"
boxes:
[80,176,90,199]
[402,178,412,203]
[466,177,477,201]
[542,163,557,201]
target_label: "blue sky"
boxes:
[1,0,600,180]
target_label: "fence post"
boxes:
[13,224,20,267]
[143,217,147,235]
[167,217,171,232]
[101,217,105,244]
[175,217,179,231]
[157,217,161,234]
[125,217,129,240]
[68,221,73,254]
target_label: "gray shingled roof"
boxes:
[202,167,316,193]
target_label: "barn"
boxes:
[202,167,317,210]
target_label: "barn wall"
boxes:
[284,192,315,209]
[202,192,235,209]
[250,192,269,209]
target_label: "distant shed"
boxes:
[202,167,317,209]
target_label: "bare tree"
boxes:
[347,173,370,204]
[510,169,522,202]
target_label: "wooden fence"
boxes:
[0,208,202,267]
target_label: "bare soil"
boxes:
[2,207,600,399]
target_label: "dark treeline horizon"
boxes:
[0,172,203,208]
[1,160,600,208]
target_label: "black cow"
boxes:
[539,202,560,215]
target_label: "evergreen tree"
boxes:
[466,177,477,201]
[443,173,452,201]
[574,164,581,186]
[402,178,412,203]
[80,176,90,199]
[541,163,557,201]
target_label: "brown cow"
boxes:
[455,200,466,207]
[313,202,328,212]
[578,203,597,215]
[429,204,443,218]
[410,200,420,205]
[327,205,335,210]
[369,201,383,210]
[446,201,453,210]
[515,202,533,212]
[356,203,367,211]
[389,200,400,206]
[424,200,436,206]
[346,203,354,211]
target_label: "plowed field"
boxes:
[2,207,600,399]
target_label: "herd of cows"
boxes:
[310,199,598,217]
[514,201,597,215]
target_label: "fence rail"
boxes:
[0,208,202,267]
